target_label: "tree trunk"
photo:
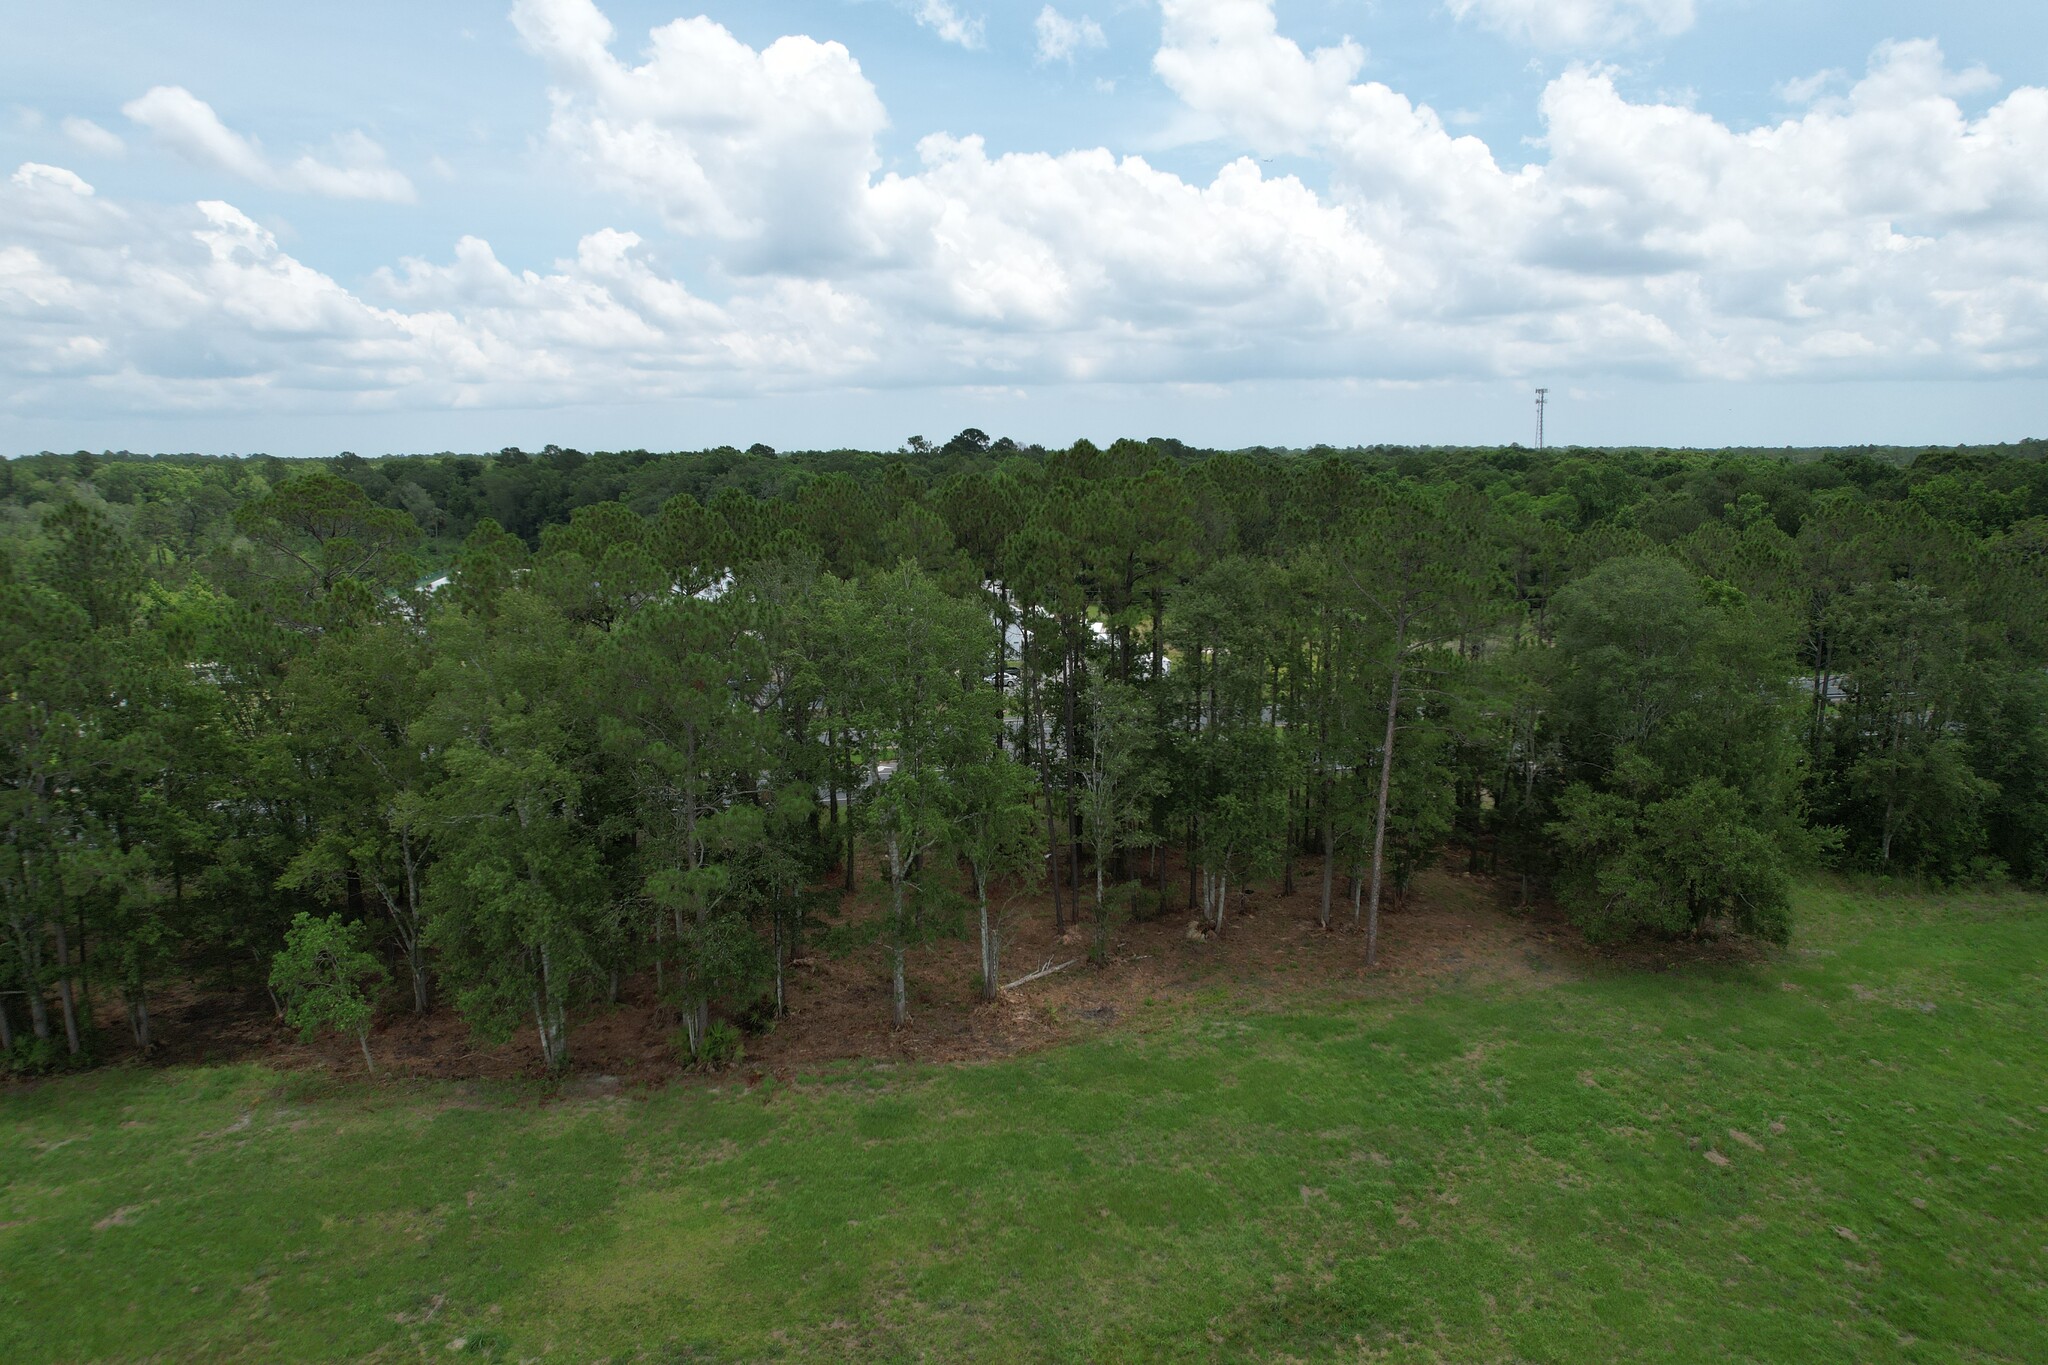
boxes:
[844,801,858,895]
[533,987,554,1071]
[535,943,568,1074]
[1038,697,1063,928]
[1064,638,1082,917]
[828,725,840,828]
[16,930,51,1040]
[1150,589,1165,684]
[401,853,430,1013]
[995,589,1011,751]
[73,906,93,1039]
[50,918,82,1056]
[1281,782,1297,897]
[1022,617,1061,928]
[357,1026,376,1076]
[1365,626,1406,967]
[0,997,13,1053]
[838,730,856,896]
[977,870,997,1002]
[1318,807,1335,930]
[376,871,431,1016]
[889,834,909,1028]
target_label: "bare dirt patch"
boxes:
[79,851,1770,1086]
[93,1204,147,1230]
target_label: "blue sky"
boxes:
[3,1,2044,454]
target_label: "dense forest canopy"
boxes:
[4,434,2046,1074]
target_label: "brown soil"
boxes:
[80,850,1768,1087]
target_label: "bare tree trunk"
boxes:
[1026,642,1062,928]
[1064,640,1082,917]
[654,909,666,998]
[1018,614,1054,926]
[1318,808,1335,930]
[73,906,94,1039]
[535,943,568,1074]
[772,913,786,1017]
[50,918,82,1056]
[995,588,1011,751]
[838,732,856,897]
[845,804,857,895]
[977,870,997,1002]
[0,997,13,1053]
[1152,587,1168,683]
[402,850,429,1013]
[533,987,554,1071]
[1365,628,1406,967]
[357,1027,376,1076]
[828,726,840,828]
[12,927,52,1040]
[889,835,909,1028]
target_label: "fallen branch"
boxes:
[1003,958,1079,991]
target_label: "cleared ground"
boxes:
[4,882,2045,1362]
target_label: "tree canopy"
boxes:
[4,434,2043,1073]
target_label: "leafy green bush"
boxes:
[270,913,388,1074]
[4,1034,63,1076]
[700,1020,744,1070]
[674,1019,745,1071]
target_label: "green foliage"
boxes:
[1547,558,1809,942]
[268,913,387,1070]
[5,438,2047,1063]
[418,594,608,1073]
[1551,776,1794,942]
[699,1019,745,1070]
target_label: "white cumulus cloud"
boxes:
[61,117,126,157]
[0,162,874,415]
[1036,7,1106,64]
[511,0,887,269]
[913,0,985,50]
[121,86,415,202]
[4,0,2047,423]
[11,163,95,197]
[1445,0,1696,50]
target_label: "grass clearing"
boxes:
[4,883,2046,1362]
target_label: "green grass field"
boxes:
[5,883,2045,1363]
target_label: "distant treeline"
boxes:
[3,433,2045,1073]
[8,433,2047,550]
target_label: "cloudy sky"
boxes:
[3,0,2044,455]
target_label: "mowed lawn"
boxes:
[4,885,2045,1364]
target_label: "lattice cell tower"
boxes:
[1535,388,1549,450]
